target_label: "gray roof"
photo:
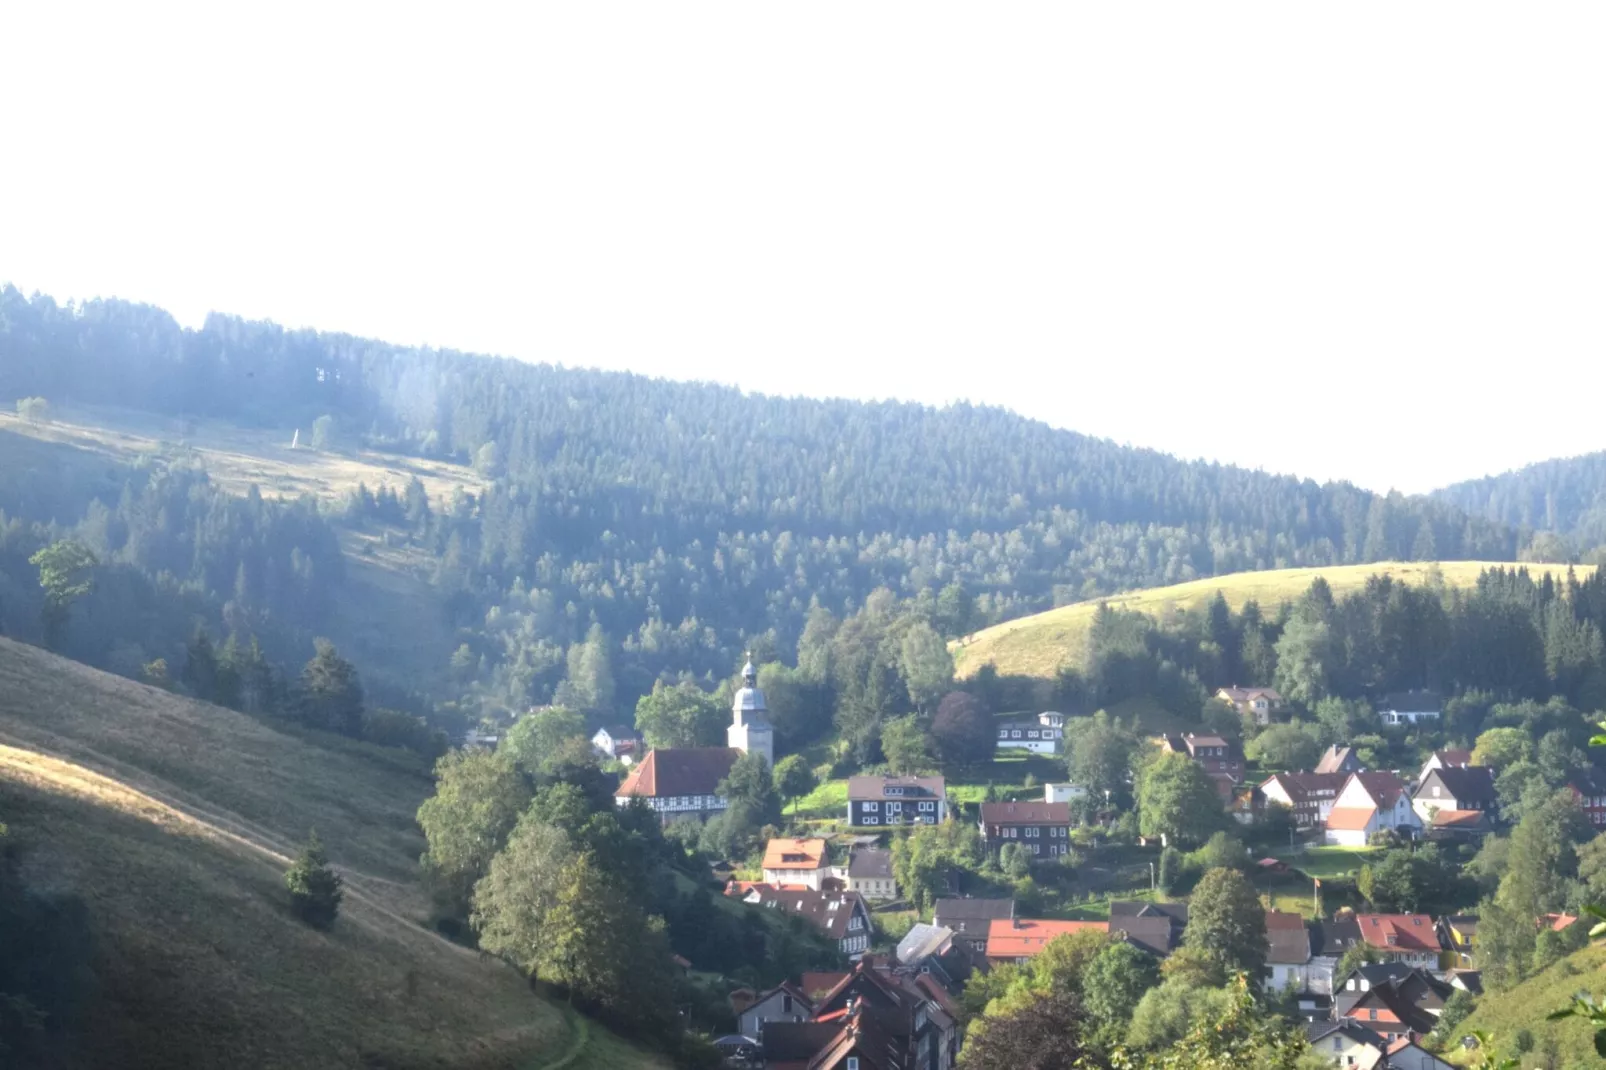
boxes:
[896,923,955,965]
[1267,923,1312,965]
[1109,900,1189,925]
[933,897,1015,923]
[1110,916,1174,957]
[848,847,894,880]
[1305,1020,1386,1048]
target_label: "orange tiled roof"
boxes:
[1325,806,1377,831]
[615,747,740,798]
[985,918,1108,960]
[762,837,828,871]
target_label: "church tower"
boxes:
[728,654,774,769]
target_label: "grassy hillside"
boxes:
[0,405,486,507]
[0,638,669,1070]
[953,560,1599,680]
[1445,943,1606,1067]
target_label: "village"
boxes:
[586,669,1606,1070]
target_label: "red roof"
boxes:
[1343,771,1410,809]
[1354,914,1438,952]
[985,918,1108,960]
[763,838,828,870]
[979,801,1071,825]
[615,747,740,798]
[1325,807,1377,831]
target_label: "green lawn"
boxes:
[1272,845,1378,879]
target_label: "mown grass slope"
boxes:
[953,560,1598,680]
[0,638,670,1070]
[1445,942,1606,1066]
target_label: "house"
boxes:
[1379,1038,1457,1070]
[1350,916,1441,970]
[1308,917,1364,997]
[895,923,955,969]
[1043,782,1087,804]
[804,961,961,1070]
[1376,690,1443,727]
[1566,768,1606,828]
[994,720,1061,754]
[1316,745,1364,776]
[1161,733,1245,780]
[847,775,946,827]
[738,887,874,959]
[1216,686,1283,725]
[1411,767,1496,825]
[1039,711,1067,729]
[737,981,813,1038]
[1445,969,1482,996]
[1260,772,1350,829]
[614,747,741,821]
[1335,963,1451,1045]
[1265,910,1315,993]
[1417,749,1472,783]
[933,898,1014,955]
[1304,1019,1387,1068]
[1436,915,1476,970]
[978,801,1072,860]
[591,724,640,762]
[763,838,833,890]
[893,924,977,991]
[757,1020,855,1069]
[846,847,898,901]
[984,917,1108,966]
[1426,809,1492,841]
[1108,901,1188,958]
[1324,773,1420,846]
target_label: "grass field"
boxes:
[952,560,1598,680]
[0,405,486,506]
[1271,845,1379,880]
[1446,943,1606,1067]
[0,637,669,1070]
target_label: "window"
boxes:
[1032,843,1040,854]
[864,801,878,811]
[847,1057,860,1070]
[1368,1010,1377,1021]
[782,995,793,1013]
[865,816,879,825]
[1011,730,1022,739]
[998,729,1008,738]
[919,801,933,811]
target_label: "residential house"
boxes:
[614,747,741,821]
[984,918,1108,967]
[1108,901,1188,958]
[1436,915,1476,970]
[1566,768,1606,828]
[1308,917,1364,997]
[1445,969,1482,996]
[1039,711,1067,730]
[1350,916,1441,970]
[1324,773,1420,846]
[591,724,641,762]
[1260,772,1350,830]
[738,887,874,959]
[1334,963,1451,1045]
[893,924,976,992]
[763,838,833,890]
[737,981,813,1038]
[1304,1020,1387,1069]
[895,924,955,969]
[802,961,960,1070]
[1316,746,1365,776]
[1379,1039,1457,1070]
[1162,733,1245,779]
[978,801,1072,860]
[933,898,1014,955]
[1411,767,1496,826]
[1417,749,1472,783]
[994,720,1061,754]
[757,1020,856,1069]
[1043,782,1087,804]
[1216,686,1284,725]
[846,847,898,901]
[1376,691,1443,727]
[847,775,946,827]
[1265,910,1315,993]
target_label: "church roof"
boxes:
[616,748,740,798]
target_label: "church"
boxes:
[614,657,774,821]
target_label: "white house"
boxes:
[1044,782,1087,804]
[736,982,812,1038]
[1376,690,1443,727]
[761,838,832,889]
[1265,911,1314,993]
[591,724,640,763]
[1304,1021,1386,1069]
[1038,711,1066,729]
[1324,772,1420,847]
[995,720,1061,754]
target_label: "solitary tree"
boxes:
[1183,867,1268,978]
[285,830,343,929]
[29,540,97,649]
[881,714,932,775]
[773,754,818,816]
[1138,752,1223,847]
[299,639,364,735]
[931,691,994,770]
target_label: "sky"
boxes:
[2,3,1603,494]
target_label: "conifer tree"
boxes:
[285,829,343,929]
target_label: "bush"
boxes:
[362,708,448,761]
[286,830,343,929]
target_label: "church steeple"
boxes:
[728,650,774,768]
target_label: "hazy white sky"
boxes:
[2,3,1603,494]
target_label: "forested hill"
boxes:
[0,286,1523,714]
[1436,452,1606,558]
